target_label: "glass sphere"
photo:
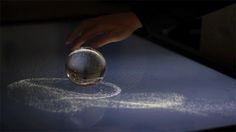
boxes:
[66,47,106,86]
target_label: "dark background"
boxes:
[1,0,235,78]
[1,0,236,131]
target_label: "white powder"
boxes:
[8,78,236,116]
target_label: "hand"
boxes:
[65,12,142,50]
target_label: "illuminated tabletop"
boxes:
[1,22,236,131]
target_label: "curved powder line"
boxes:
[7,78,236,116]
[57,81,121,100]
[9,78,121,100]
[24,93,185,113]
[8,78,185,113]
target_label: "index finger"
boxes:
[65,22,85,45]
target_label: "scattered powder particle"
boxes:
[8,78,236,116]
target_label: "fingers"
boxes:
[72,32,113,50]
[65,20,95,45]
[65,23,84,45]
[90,31,131,48]
[72,42,84,50]
[90,33,116,48]
[72,27,104,48]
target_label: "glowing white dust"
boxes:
[8,78,236,116]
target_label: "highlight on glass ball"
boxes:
[66,47,106,86]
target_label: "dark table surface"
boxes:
[1,22,236,132]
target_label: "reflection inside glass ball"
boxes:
[66,47,106,86]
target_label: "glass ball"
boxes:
[66,47,106,86]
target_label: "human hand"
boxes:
[65,12,142,50]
